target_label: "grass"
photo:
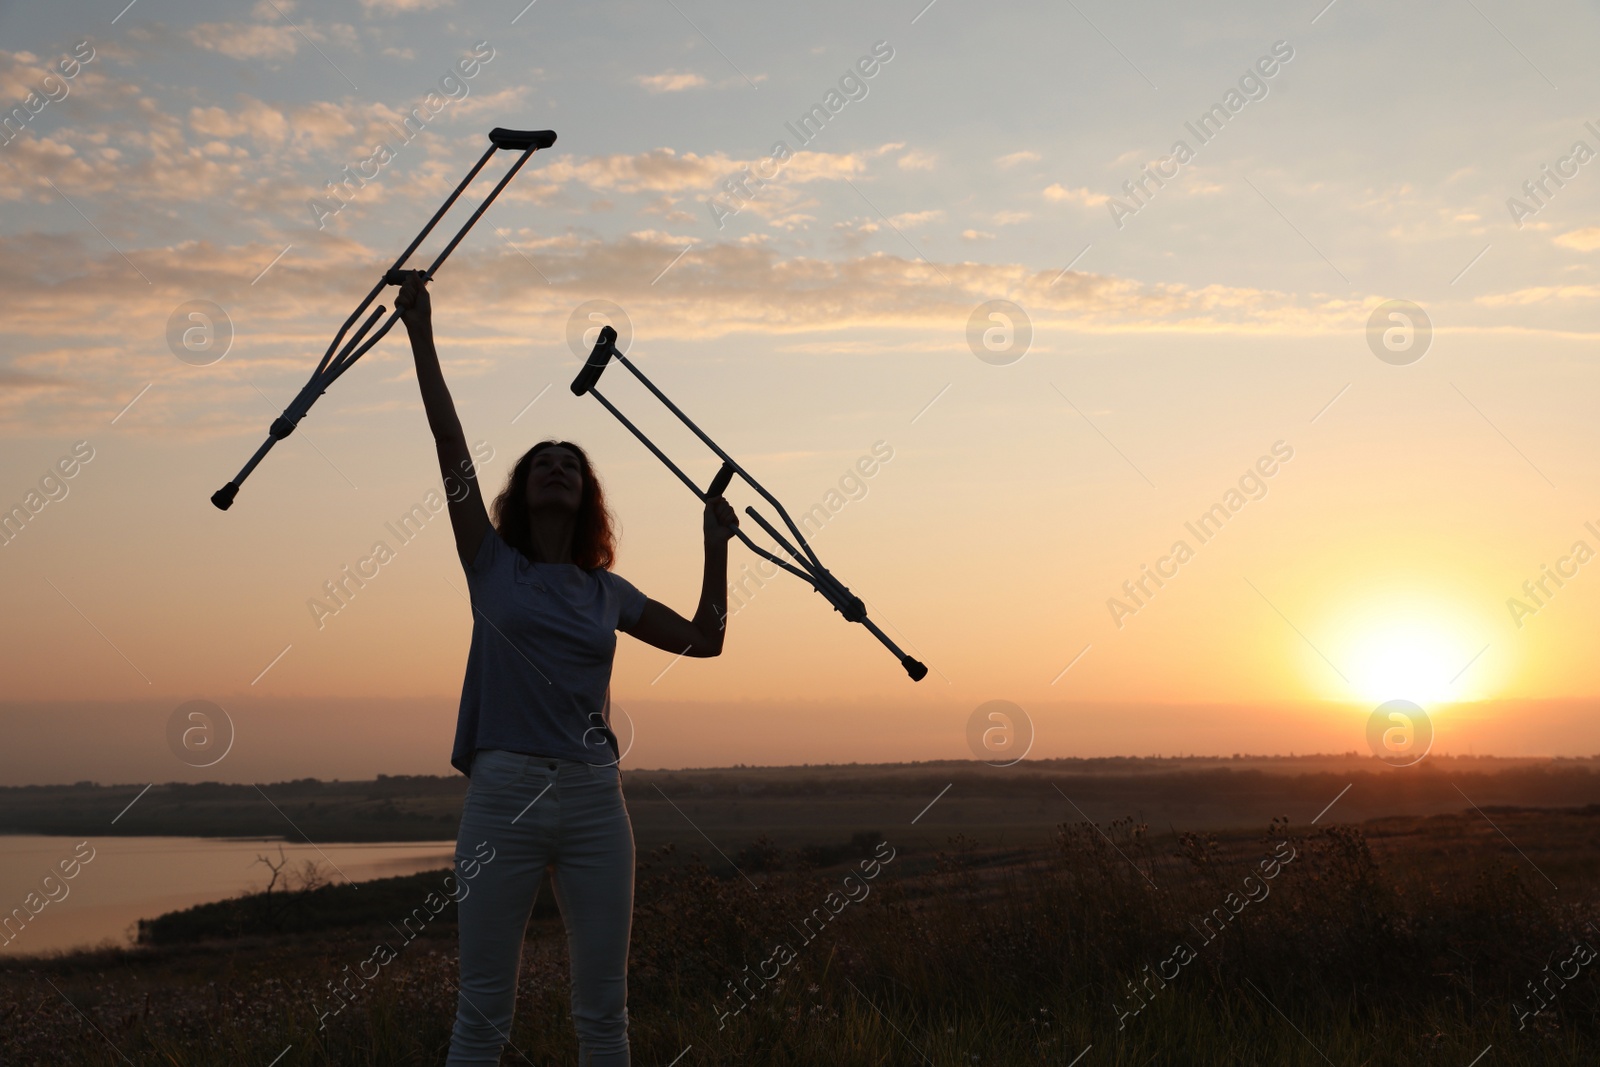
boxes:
[5,807,1600,1064]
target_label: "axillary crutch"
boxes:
[571,326,929,682]
[211,127,558,511]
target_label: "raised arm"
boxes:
[622,496,737,657]
[395,272,491,564]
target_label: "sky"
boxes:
[5,0,1600,783]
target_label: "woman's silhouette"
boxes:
[396,273,736,1066]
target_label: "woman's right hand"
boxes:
[395,271,431,330]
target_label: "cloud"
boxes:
[1476,284,1600,307]
[888,209,943,228]
[539,148,740,194]
[1554,227,1600,252]
[780,151,870,182]
[531,146,870,228]
[625,227,697,246]
[1043,183,1109,207]
[187,22,302,60]
[186,10,358,61]
[996,150,1040,169]
[446,84,536,121]
[635,72,708,93]
[359,0,455,10]
[1,75,553,241]
[189,99,292,147]
[0,51,1487,438]
[897,150,937,171]
[0,60,877,250]
[0,222,1405,437]
[0,368,69,388]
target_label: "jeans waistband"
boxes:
[472,747,623,781]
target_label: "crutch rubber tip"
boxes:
[211,483,239,511]
[903,657,928,682]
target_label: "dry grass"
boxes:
[4,808,1600,1065]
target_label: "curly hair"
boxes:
[490,440,618,571]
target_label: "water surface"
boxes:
[0,835,455,957]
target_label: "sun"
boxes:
[1344,622,1471,704]
[1321,599,1497,707]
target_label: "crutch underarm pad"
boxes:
[489,128,557,150]
[570,325,617,395]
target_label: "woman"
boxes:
[395,272,736,1066]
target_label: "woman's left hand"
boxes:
[703,494,738,543]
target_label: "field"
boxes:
[4,756,1600,1065]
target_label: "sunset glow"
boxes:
[3,1,1600,785]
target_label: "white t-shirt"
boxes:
[450,524,648,775]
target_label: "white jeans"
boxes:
[447,748,634,1066]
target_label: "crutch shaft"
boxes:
[319,144,498,377]
[610,349,829,575]
[587,387,706,500]
[213,128,556,511]
[564,299,927,680]
[414,143,538,281]
[330,305,387,368]
[211,377,326,509]
[329,309,404,380]
[740,505,860,616]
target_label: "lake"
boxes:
[0,835,455,957]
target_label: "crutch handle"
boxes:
[706,461,736,498]
[571,325,618,396]
[489,128,557,151]
[383,268,428,286]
